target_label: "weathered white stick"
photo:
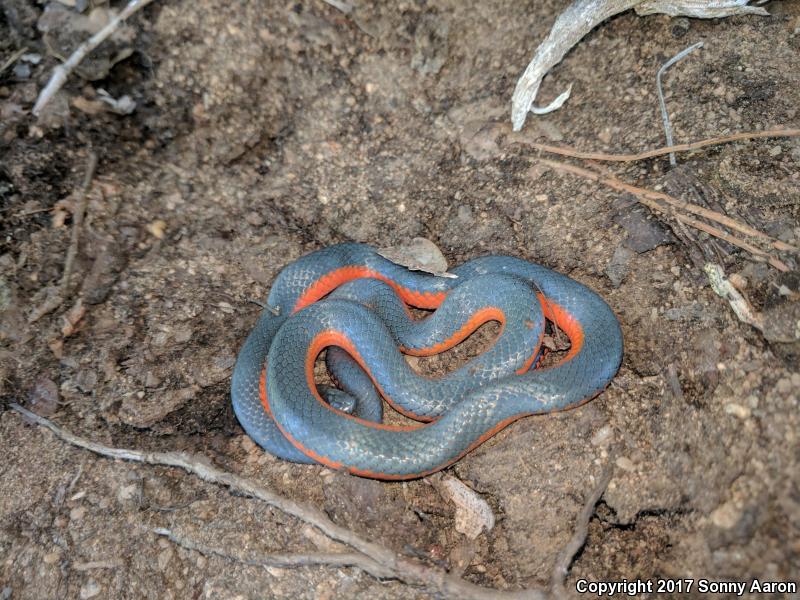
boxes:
[33,0,157,117]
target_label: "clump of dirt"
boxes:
[1,1,798,598]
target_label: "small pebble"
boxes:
[144,372,161,388]
[146,220,167,239]
[245,211,264,226]
[13,63,31,80]
[724,403,750,419]
[70,506,87,521]
[710,501,741,529]
[767,145,782,157]
[28,378,60,417]
[43,552,61,564]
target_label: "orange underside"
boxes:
[293,266,448,312]
[258,269,588,478]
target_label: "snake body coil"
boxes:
[231,243,623,479]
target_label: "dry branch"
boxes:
[9,403,549,600]
[28,152,98,324]
[550,468,613,596]
[514,128,800,166]
[538,158,793,272]
[153,528,393,577]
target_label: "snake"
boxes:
[231,243,623,479]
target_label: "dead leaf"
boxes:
[436,475,495,539]
[377,238,456,278]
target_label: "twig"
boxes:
[550,467,613,596]
[61,152,98,287]
[538,158,793,271]
[8,403,547,600]
[28,152,98,324]
[153,527,393,577]
[0,47,28,76]
[515,128,800,164]
[565,159,796,255]
[10,207,55,217]
[32,0,157,116]
[656,42,704,167]
[704,263,764,330]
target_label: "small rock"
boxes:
[43,551,61,564]
[724,403,750,419]
[245,211,264,227]
[614,207,675,253]
[70,506,86,521]
[28,378,60,417]
[767,145,782,157]
[146,220,167,239]
[605,245,634,288]
[75,369,98,393]
[144,372,161,388]
[12,63,31,80]
[710,501,741,529]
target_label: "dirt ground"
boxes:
[1,0,799,598]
